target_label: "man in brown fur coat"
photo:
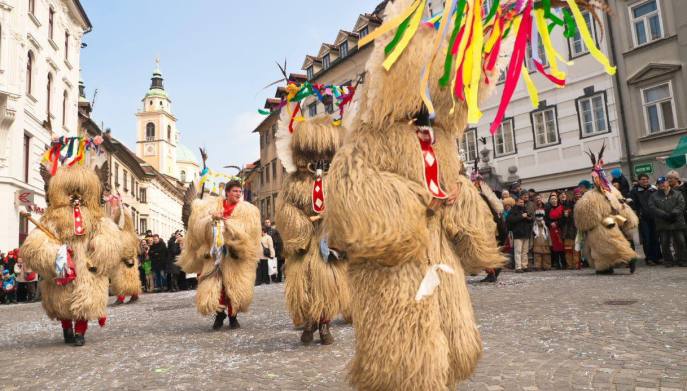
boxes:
[324,1,506,388]
[20,165,124,346]
[178,180,261,330]
[275,107,351,345]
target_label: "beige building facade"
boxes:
[606,0,687,180]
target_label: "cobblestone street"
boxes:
[1,266,685,390]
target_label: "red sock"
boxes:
[74,320,88,335]
[60,320,73,330]
[116,295,125,303]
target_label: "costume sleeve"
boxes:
[19,227,61,279]
[274,197,314,257]
[89,218,126,276]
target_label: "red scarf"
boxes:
[223,200,238,218]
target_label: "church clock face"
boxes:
[144,143,156,157]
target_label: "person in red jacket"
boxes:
[547,192,566,269]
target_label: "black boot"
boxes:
[629,259,637,274]
[319,322,334,345]
[300,322,314,344]
[73,333,85,347]
[480,273,496,283]
[63,328,75,344]
[595,268,614,275]
[229,315,240,330]
[212,312,227,330]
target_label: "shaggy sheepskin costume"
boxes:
[324,1,506,388]
[20,165,124,345]
[105,200,142,302]
[275,110,351,345]
[178,189,261,328]
[574,148,638,273]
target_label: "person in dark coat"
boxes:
[166,232,182,292]
[149,234,169,291]
[507,197,533,272]
[264,219,284,283]
[630,174,661,265]
[648,177,687,267]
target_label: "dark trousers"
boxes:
[167,272,180,292]
[154,270,166,291]
[659,230,687,266]
[551,251,566,269]
[639,217,661,262]
[255,259,270,285]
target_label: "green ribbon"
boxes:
[258,109,271,115]
[384,14,413,56]
[439,0,467,87]
[484,0,500,25]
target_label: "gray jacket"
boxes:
[648,189,686,231]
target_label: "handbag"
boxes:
[261,243,271,258]
[267,257,278,276]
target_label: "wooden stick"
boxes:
[20,212,59,242]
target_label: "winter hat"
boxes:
[657,176,667,185]
[578,179,593,190]
[611,168,622,179]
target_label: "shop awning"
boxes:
[666,136,687,169]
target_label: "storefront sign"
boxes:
[634,163,653,176]
[14,190,45,215]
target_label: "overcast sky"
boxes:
[80,0,380,172]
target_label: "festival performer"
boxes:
[20,153,123,346]
[324,0,612,388]
[104,194,142,305]
[275,97,351,345]
[574,145,639,274]
[178,176,261,331]
[470,163,506,283]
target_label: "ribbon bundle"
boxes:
[259,82,357,132]
[359,0,615,134]
[41,136,104,175]
[197,167,242,195]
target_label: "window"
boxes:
[180,170,187,183]
[23,134,31,183]
[114,162,119,187]
[641,82,676,134]
[308,102,317,117]
[359,26,369,38]
[570,11,595,57]
[264,128,270,146]
[61,91,68,127]
[272,123,277,140]
[322,54,330,70]
[497,70,506,84]
[140,218,147,233]
[64,31,69,61]
[28,0,35,15]
[630,0,663,47]
[130,176,134,195]
[260,169,264,185]
[272,159,277,180]
[325,102,334,114]
[46,74,53,115]
[265,162,270,183]
[306,66,314,80]
[26,51,34,95]
[146,123,155,141]
[460,128,478,162]
[123,171,128,191]
[167,125,171,141]
[48,8,54,40]
[140,188,147,203]
[531,106,559,147]
[577,93,609,137]
[526,40,547,72]
[493,118,516,156]
[340,41,349,58]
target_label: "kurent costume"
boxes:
[104,196,142,305]
[323,0,612,388]
[274,100,351,345]
[574,146,639,274]
[21,158,124,346]
[178,181,261,330]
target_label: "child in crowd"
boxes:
[532,210,551,271]
[2,269,17,304]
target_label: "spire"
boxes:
[150,57,164,90]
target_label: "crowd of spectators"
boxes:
[1,249,39,304]
[138,230,194,293]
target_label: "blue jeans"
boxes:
[154,270,166,290]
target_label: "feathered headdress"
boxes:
[586,142,611,193]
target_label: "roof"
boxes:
[177,143,199,164]
[72,0,93,32]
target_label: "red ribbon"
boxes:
[312,176,325,214]
[534,61,566,86]
[288,104,302,134]
[73,206,85,236]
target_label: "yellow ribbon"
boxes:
[565,0,616,75]
[449,2,473,114]
[522,65,539,108]
[534,9,566,81]
[383,0,426,71]
[358,0,423,49]
[466,0,484,124]
[420,0,454,117]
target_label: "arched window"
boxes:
[62,91,68,127]
[180,170,187,183]
[146,123,155,141]
[46,73,53,115]
[26,51,34,94]
[167,125,171,140]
